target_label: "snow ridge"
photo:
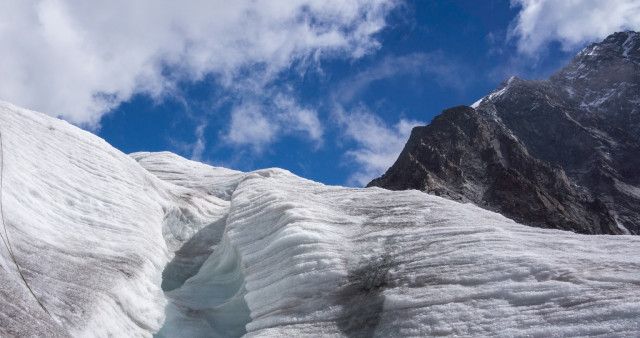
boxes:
[470,76,518,109]
[1,101,640,336]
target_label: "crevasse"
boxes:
[156,233,251,337]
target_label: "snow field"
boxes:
[1,100,640,336]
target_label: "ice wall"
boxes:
[137,153,640,336]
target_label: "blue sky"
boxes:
[2,0,639,186]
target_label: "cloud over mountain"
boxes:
[509,0,640,54]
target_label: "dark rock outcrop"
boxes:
[368,31,640,235]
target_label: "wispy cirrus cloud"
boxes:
[0,0,399,128]
[334,52,467,104]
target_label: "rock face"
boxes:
[368,31,640,235]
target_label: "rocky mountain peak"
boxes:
[369,31,640,235]
[573,31,640,64]
[551,31,640,138]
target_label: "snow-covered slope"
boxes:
[0,102,231,336]
[1,100,640,336]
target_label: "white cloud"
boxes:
[224,103,278,150]
[336,105,422,187]
[0,0,397,128]
[509,0,640,55]
[223,95,322,151]
[273,95,323,145]
[167,120,208,162]
[190,123,207,162]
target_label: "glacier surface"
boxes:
[1,100,640,336]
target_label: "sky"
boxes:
[1,0,639,187]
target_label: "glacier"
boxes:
[1,100,640,337]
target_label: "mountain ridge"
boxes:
[369,31,640,235]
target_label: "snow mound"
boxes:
[1,100,640,336]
